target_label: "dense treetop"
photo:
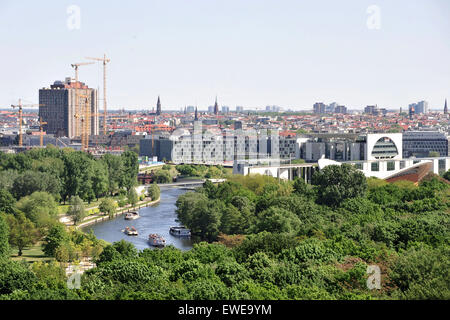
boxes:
[0,157,449,300]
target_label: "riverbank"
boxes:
[75,197,161,230]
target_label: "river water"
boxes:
[82,187,193,251]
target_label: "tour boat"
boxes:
[123,226,138,236]
[148,234,166,247]
[124,211,140,220]
[169,226,191,237]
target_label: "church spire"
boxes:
[195,107,198,121]
[214,96,219,115]
[445,98,448,115]
[156,96,161,115]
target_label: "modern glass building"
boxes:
[403,131,448,158]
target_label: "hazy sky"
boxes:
[0,0,449,110]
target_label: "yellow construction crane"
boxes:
[74,95,101,152]
[39,118,47,147]
[71,62,95,137]
[86,54,111,136]
[73,113,85,150]
[11,99,44,147]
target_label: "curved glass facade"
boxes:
[371,137,399,159]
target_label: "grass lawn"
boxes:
[140,165,164,173]
[10,243,54,264]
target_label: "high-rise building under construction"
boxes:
[39,78,98,138]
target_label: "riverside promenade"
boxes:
[59,197,161,230]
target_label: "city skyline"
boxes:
[0,0,449,110]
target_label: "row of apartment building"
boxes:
[139,125,449,164]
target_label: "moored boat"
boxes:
[148,233,166,247]
[169,226,191,237]
[124,211,140,220]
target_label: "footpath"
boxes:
[59,197,161,229]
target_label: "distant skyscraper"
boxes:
[335,105,347,114]
[328,102,338,113]
[313,102,326,114]
[214,97,219,115]
[236,106,244,112]
[186,106,195,113]
[222,106,230,113]
[408,101,428,114]
[365,105,379,115]
[156,96,161,115]
[409,104,415,119]
[444,99,448,115]
[39,78,98,138]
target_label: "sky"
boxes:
[0,0,449,111]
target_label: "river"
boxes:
[82,187,194,251]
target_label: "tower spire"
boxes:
[156,96,161,115]
[214,96,219,115]
[195,106,198,121]
[445,98,448,115]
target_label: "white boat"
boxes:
[124,211,140,220]
[169,226,191,237]
[123,226,138,236]
[148,234,166,247]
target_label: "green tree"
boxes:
[176,192,208,228]
[62,151,93,202]
[443,169,450,181]
[121,151,139,191]
[127,188,139,207]
[220,205,247,235]
[99,198,118,218]
[91,161,109,200]
[6,212,39,256]
[67,196,86,226]
[253,207,301,234]
[11,170,61,200]
[0,259,37,295]
[102,154,124,195]
[293,178,310,196]
[16,192,59,226]
[0,169,19,191]
[42,224,69,257]
[312,164,367,207]
[0,189,16,215]
[390,246,450,299]
[189,199,224,241]
[96,239,138,264]
[176,164,195,176]
[0,213,10,258]
[154,169,172,183]
[147,183,160,201]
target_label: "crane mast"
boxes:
[86,54,111,136]
[39,118,47,147]
[11,99,43,147]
